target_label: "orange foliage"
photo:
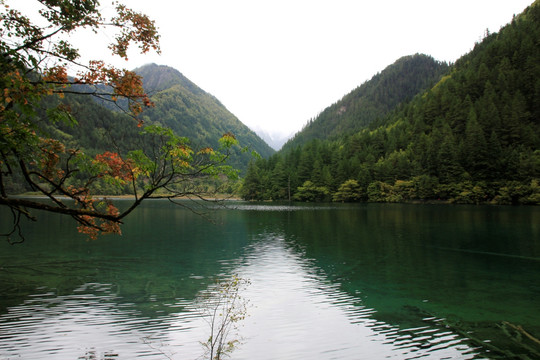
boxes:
[38,138,65,179]
[75,62,153,117]
[77,203,122,240]
[101,203,121,235]
[68,186,122,240]
[43,66,69,84]
[1,0,162,242]
[94,151,135,182]
[198,147,215,155]
[110,4,161,59]
[77,216,100,241]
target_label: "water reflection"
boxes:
[225,231,481,360]
[0,222,481,359]
[1,202,538,359]
[0,283,176,359]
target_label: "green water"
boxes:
[0,201,539,359]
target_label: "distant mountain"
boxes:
[252,126,293,151]
[136,63,207,96]
[282,54,449,151]
[135,64,274,170]
[40,64,274,182]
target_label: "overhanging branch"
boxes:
[0,197,119,222]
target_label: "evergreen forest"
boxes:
[241,2,540,205]
[5,64,274,195]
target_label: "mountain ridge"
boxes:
[133,63,275,170]
[136,63,207,96]
[281,53,450,151]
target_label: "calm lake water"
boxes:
[0,201,539,359]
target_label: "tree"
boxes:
[292,180,329,202]
[333,179,363,202]
[462,107,489,179]
[0,1,240,242]
[436,123,463,183]
[241,160,263,200]
[197,276,250,360]
[269,157,289,200]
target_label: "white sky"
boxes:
[10,0,535,138]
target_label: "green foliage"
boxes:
[367,181,402,203]
[293,181,330,202]
[197,275,250,360]
[240,161,264,200]
[241,2,540,206]
[333,179,363,202]
[282,54,449,151]
[0,0,170,240]
[0,1,254,241]
[134,64,274,173]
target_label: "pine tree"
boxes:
[463,107,489,179]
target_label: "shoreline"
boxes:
[12,194,537,206]
[13,193,242,201]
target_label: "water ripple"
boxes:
[0,284,181,359]
[0,232,488,360]
[224,232,483,360]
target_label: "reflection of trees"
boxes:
[229,221,483,360]
[269,203,540,358]
[0,201,252,318]
[2,202,539,358]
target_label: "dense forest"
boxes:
[58,64,274,162]
[135,64,275,167]
[282,54,449,151]
[241,2,540,205]
[5,64,274,195]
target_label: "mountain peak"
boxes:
[133,64,275,169]
[134,63,205,96]
[281,53,449,151]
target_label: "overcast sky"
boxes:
[13,0,535,139]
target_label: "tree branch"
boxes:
[0,196,119,222]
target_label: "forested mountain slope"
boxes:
[4,63,273,196]
[242,1,540,205]
[136,63,204,95]
[136,64,275,166]
[42,64,273,176]
[281,54,449,151]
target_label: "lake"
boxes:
[0,201,539,359]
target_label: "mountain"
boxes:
[136,63,203,95]
[135,64,274,169]
[38,64,274,184]
[242,1,540,206]
[133,65,301,152]
[281,54,449,151]
[252,126,293,151]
